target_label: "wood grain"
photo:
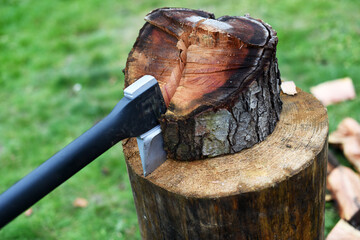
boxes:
[327,166,360,220]
[123,89,328,239]
[124,8,282,160]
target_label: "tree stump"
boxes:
[124,8,282,160]
[123,8,327,239]
[123,89,328,239]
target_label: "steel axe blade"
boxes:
[123,75,167,176]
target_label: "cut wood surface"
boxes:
[125,8,282,160]
[310,77,356,106]
[326,219,360,240]
[123,89,328,239]
[281,81,297,95]
[327,165,360,220]
[329,118,360,172]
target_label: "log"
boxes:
[327,219,360,240]
[329,118,360,173]
[123,89,328,239]
[327,165,360,220]
[124,8,282,160]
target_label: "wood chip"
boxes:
[329,118,360,172]
[310,77,356,106]
[327,219,360,240]
[73,197,88,208]
[281,81,297,95]
[325,193,333,202]
[24,208,33,217]
[327,166,360,220]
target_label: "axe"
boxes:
[0,75,167,228]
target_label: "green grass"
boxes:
[0,0,359,238]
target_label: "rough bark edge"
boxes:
[161,50,282,160]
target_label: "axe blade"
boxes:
[136,125,167,176]
[123,75,167,176]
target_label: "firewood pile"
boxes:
[309,77,360,239]
[326,118,360,239]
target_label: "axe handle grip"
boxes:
[0,82,165,228]
[0,98,129,228]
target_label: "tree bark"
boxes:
[123,89,328,240]
[124,8,282,160]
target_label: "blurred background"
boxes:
[0,0,359,239]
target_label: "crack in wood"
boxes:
[125,8,282,160]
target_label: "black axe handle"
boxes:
[0,79,166,228]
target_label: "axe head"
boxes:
[136,125,166,176]
[124,75,167,176]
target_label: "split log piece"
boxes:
[310,77,356,106]
[329,117,360,173]
[124,8,282,160]
[327,165,360,220]
[326,219,360,240]
[123,89,328,239]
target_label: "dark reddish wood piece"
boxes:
[124,8,282,160]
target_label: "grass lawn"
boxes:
[0,0,359,239]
